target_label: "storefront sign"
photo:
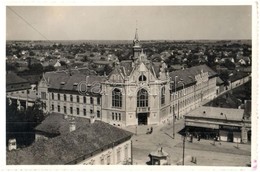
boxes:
[220,125,240,131]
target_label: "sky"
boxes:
[6,6,252,40]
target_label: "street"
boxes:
[125,119,251,166]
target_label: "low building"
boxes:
[184,106,251,143]
[6,72,35,109]
[7,113,133,165]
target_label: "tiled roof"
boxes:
[44,70,106,94]
[35,113,90,135]
[120,60,133,76]
[216,77,224,86]
[7,115,133,165]
[185,106,244,121]
[6,72,31,92]
[6,72,29,85]
[169,64,217,89]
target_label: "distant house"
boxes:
[237,56,251,65]
[54,60,61,67]
[7,113,133,165]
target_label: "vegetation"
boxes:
[6,98,45,147]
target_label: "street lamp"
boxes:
[177,81,185,119]
[173,105,176,139]
[175,76,178,95]
[182,134,186,165]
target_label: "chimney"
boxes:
[8,138,17,151]
[69,118,76,132]
[90,114,95,124]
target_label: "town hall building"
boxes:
[37,29,218,127]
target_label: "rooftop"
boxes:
[35,113,90,135]
[7,114,133,165]
[169,64,218,89]
[185,106,244,121]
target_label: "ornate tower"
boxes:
[132,28,142,59]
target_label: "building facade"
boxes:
[184,106,251,143]
[37,30,218,127]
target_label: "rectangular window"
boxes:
[118,113,121,121]
[41,92,46,99]
[64,94,67,101]
[77,96,80,103]
[83,96,86,103]
[90,97,94,104]
[77,108,79,115]
[83,108,86,116]
[117,149,121,163]
[97,97,101,105]
[90,109,93,114]
[115,113,118,120]
[58,94,60,100]
[97,110,100,118]
[52,104,54,111]
[70,95,73,102]
[58,105,60,112]
[52,93,54,100]
[125,145,128,159]
[70,107,73,114]
[112,112,114,120]
[107,155,111,165]
[64,106,67,114]
[100,157,104,165]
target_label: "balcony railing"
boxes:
[136,107,150,113]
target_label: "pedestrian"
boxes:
[150,126,153,134]
[146,128,150,134]
[198,135,201,141]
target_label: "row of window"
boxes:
[51,105,100,118]
[112,87,166,108]
[83,145,129,165]
[49,92,100,105]
[112,112,122,121]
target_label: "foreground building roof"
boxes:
[185,106,244,121]
[7,113,133,165]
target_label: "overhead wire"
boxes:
[7,7,52,42]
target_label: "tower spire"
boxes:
[134,20,139,40]
[134,28,139,41]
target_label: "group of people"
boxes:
[146,127,153,134]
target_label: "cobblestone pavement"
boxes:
[125,119,251,166]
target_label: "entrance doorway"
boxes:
[138,113,148,125]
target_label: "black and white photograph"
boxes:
[2,0,259,171]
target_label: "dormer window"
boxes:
[139,75,147,82]
[73,83,78,90]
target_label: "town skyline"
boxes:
[6,6,252,41]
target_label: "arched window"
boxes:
[137,89,148,107]
[161,87,165,105]
[112,88,122,108]
[139,75,147,82]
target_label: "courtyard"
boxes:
[125,119,251,166]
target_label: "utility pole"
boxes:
[173,105,176,139]
[183,135,186,165]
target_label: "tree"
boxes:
[44,65,56,72]
[29,63,43,74]
[6,98,45,147]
